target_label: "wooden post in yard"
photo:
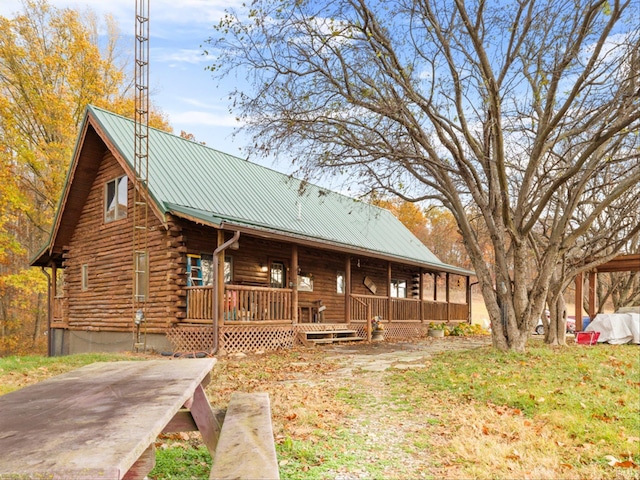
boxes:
[291,245,298,324]
[574,273,583,331]
[588,271,597,320]
[446,273,450,322]
[419,268,424,323]
[387,261,392,322]
[217,231,225,326]
[466,276,471,323]
[345,256,351,324]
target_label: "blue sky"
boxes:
[0,0,255,161]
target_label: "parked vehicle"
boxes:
[535,312,576,335]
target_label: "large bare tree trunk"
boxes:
[546,292,567,346]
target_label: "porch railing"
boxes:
[350,294,468,322]
[186,286,214,320]
[224,285,292,322]
[350,294,388,321]
[186,285,293,322]
[186,288,467,323]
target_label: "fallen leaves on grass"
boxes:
[605,455,638,468]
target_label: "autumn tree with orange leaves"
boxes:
[0,0,170,354]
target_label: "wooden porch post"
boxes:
[588,271,597,318]
[419,268,424,323]
[291,245,298,324]
[446,273,450,322]
[217,231,225,326]
[51,263,57,301]
[574,273,583,331]
[49,262,56,356]
[345,256,351,323]
[466,276,471,323]
[387,262,392,322]
[433,274,437,301]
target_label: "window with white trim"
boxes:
[105,175,127,222]
[390,279,407,298]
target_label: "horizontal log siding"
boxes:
[63,152,176,333]
[350,259,389,297]
[297,247,346,322]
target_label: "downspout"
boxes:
[211,230,240,354]
[40,267,52,357]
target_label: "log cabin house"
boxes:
[32,106,474,355]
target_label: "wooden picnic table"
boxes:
[0,358,218,480]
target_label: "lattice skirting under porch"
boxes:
[167,324,296,354]
[166,320,455,355]
[219,325,295,354]
[166,325,215,354]
[295,323,351,332]
[349,321,430,339]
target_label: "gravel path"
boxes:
[324,336,492,375]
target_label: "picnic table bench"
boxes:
[0,358,279,480]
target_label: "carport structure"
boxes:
[574,254,640,331]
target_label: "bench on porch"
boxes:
[210,392,280,480]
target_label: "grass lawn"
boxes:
[0,339,638,479]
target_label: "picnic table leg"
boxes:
[122,443,155,480]
[186,383,224,455]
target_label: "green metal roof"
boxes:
[88,105,472,275]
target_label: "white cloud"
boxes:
[170,109,243,128]
[154,48,209,66]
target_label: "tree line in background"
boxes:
[0,0,169,355]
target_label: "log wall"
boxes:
[63,151,178,333]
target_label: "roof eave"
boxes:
[167,205,474,276]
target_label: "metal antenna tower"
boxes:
[133,0,150,352]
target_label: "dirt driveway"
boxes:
[322,335,492,374]
[209,336,494,479]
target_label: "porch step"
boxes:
[300,329,364,346]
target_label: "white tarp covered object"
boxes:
[585,310,640,344]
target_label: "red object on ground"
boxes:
[576,331,600,345]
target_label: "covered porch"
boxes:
[175,273,470,353]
